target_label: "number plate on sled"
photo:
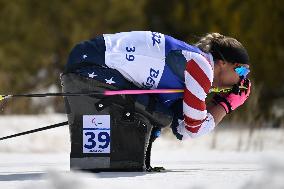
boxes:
[83,115,110,153]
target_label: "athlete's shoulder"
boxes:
[183,51,214,79]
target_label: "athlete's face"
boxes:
[213,60,250,89]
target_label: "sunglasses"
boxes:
[234,66,250,78]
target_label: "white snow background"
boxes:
[0,114,283,189]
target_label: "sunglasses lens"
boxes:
[235,66,250,78]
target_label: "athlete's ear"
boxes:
[220,60,227,66]
[214,59,226,67]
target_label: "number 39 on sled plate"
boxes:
[83,115,111,153]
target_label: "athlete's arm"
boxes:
[172,51,216,139]
[207,104,226,125]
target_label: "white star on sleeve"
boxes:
[105,77,116,84]
[88,72,97,78]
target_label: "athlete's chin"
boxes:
[213,84,235,89]
[212,81,237,89]
[219,81,241,89]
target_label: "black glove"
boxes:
[170,99,183,140]
[171,116,183,140]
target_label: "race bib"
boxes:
[104,31,166,88]
[83,115,111,153]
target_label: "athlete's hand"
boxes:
[213,79,251,114]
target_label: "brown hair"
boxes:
[195,33,249,64]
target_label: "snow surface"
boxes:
[0,114,283,189]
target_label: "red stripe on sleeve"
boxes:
[186,59,211,93]
[184,88,206,111]
[185,125,201,133]
[184,114,205,126]
[184,115,208,133]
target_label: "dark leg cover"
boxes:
[61,73,155,172]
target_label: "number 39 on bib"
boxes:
[83,115,111,153]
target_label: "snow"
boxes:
[0,114,283,189]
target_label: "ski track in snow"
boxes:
[0,114,283,189]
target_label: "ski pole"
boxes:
[0,121,68,141]
[0,87,247,101]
